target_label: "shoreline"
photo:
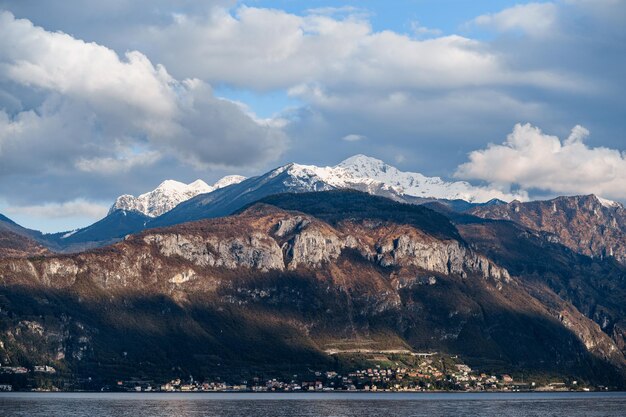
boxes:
[1,390,625,395]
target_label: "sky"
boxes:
[0,0,624,232]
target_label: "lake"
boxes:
[1,392,625,416]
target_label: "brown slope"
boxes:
[469,194,626,265]
[0,229,49,258]
[455,216,626,360]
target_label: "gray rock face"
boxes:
[0,208,511,293]
[287,226,344,269]
[375,234,509,280]
[144,233,284,271]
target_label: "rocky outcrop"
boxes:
[143,233,284,271]
[0,204,509,294]
[372,229,509,281]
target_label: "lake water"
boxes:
[1,392,625,416]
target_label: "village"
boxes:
[0,351,603,393]
[0,352,593,393]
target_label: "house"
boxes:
[34,365,56,374]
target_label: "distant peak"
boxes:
[188,179,210,189]
[156,179,187,190]
[112,178,217,217]
[338,154,386,167]
[212,175,246,189]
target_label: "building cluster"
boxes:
[110,357,573,392]
[0,365,56,375]
[0,357,592,392]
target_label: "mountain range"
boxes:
[111,176,247,218]
[1,155,518,253]
[0,155,625,388]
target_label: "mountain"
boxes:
[1,191,624,388]
[468,195,626,265]
[451,212,626,358]
[324,155,521,202]
[152,155,515,228]
[20,155,513,253]
[43,209,152,253]
[0,214,49,258]
[110,176,246,218]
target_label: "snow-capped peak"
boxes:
[110,175,247,218]
[111,179,213,217]
[338,154,388,172]
[188,179,211,191]
[155,179,192,191]
[278,155,523,203]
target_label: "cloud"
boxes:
[125,6,578,92]
[410,21,442,38]
[342,134,366,142]
[455,123,626,200]
[471,3,558,36]
[0,0,624,226]
[5,199,108,220]
[75,151,162,174]
[0,11,287,204]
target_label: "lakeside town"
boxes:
[0,352,604,393]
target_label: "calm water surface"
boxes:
[1,392,625,417]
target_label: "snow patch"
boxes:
[61,230,78,239]
[212,175,246,190]
[597,196,622,209]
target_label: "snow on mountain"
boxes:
[281,155,523,203]
[113,154,520,221]
[111,176,246,217]
[213,175,247,190]
[597,196,622,209]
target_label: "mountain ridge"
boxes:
[110,175,247,218]
[469,194,626,265]
[2,191,625,387]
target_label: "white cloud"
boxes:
[0,12,177,133]
[0,0,624,221]
[455,123,626,200]
[471,3,558,36]
[0,11,287,177]
[127,6,578,92]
